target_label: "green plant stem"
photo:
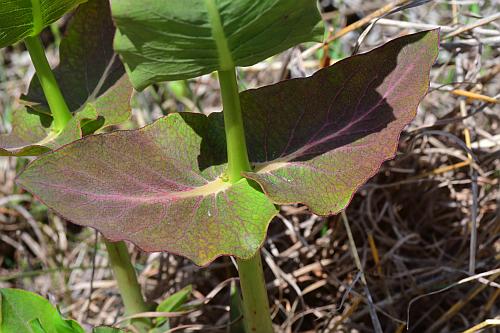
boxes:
[218,68,274,333]
[24,36,72,133]
[24,34,149,332]
[218,69,251,182]
[104,240,151,332]
[237,254,274,333]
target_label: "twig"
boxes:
[462,319,500,333]
[86,230,99,319]
[341,212,383,333]
[301,0,411,60]
[455,49,478,274]
[444,12,500,39]
[407,270,500,331]
[374,18,500,36]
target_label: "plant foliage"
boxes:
[0,0,87,48]
[0,288,125,333]
[0,0,132,156]
[112,0,324,89]
[18,30,439,265]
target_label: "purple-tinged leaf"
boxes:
[17,114,278,266]
[0,109,52,157]
[23,0,131,123]
[0,0,132,157]
[17,31,438,265]
[241,30,439,215]
[0,107,98,157]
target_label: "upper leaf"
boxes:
[23,0,132,129]
[0,0,133,157]
[112,0,324,90]
[0,288,85,333]
[242,30,439,215]
[0,0,87,48]
[17,114,278,266]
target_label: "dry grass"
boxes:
[1,1,499,332]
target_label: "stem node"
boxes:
[218,68,274,333]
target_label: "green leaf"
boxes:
[29,319,48,333]
[0,288,84,333]
[30,319,85,333]
[62,320,86,333]
[155,285,192,327]
[241,30,439,215]
[0,0,87,48]
[17,113,278,266]
[157,285,192,313]
[112,0,323,90]
[0,0,132,157]
[23,0,132,127]
[16,31,438,267]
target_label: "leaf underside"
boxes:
[242,29,440,215]
[0,0,87,48]
[18,31,438,265]
[18,114,278,266]
[0,0,132,157]
[112,0,324,90]
[0,107,96,156]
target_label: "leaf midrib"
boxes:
[28,177,232,203]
